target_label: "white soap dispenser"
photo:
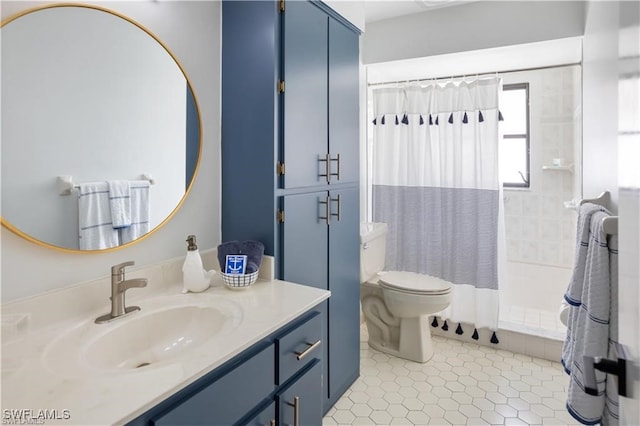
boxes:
[182,235,213,293]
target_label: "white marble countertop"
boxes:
[1,254,329,425]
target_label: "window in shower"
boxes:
[500,83,530,188]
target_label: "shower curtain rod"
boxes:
[367,61,582,88]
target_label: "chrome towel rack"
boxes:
[57,174,155,195]
[579,191,618,235]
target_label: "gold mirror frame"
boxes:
[0,3,202,254]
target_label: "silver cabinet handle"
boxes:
[318,153,330,183]
[330,194,341,221]
[318,196,330,225]
[329,153,340,181]
[295,340,321,361]
[286,396,300,426]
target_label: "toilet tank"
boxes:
[360,222,388,283]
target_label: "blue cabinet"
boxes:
[328,17,359,185]
[327,188,360,404]
[128,310,323,426]
[281,188,360,409]
[281,1,359,188]
[277,361,323,425]
[151,344,275,426]
[282,1,328,189]
[221,0,360,414]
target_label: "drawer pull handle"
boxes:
[318,153,330,183]
[270,420,276,426]
[318,197,330,225]
[286,396,300,426]
[330,194,341,221]
[295,340,321,360]
[330,153,340,181]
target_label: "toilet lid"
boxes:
[378,271,452,295]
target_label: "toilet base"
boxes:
[367,316,434,363]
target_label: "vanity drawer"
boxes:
[276,311,322,385]
[152,343,275,426]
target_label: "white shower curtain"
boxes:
[371,78,504,334]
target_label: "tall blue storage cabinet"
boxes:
[221,0,360,413]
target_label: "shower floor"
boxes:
[499,303,567,341]
[500,261,570,341]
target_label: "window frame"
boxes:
[501,82,531,189]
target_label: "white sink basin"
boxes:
[44,295,243,376]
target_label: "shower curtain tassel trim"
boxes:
[402,113,409,125]
[472,329,479,340]
[435,115,439,125]
[372,117,377,125]
[463,112,468,123]
[381,115,386,125]
[419,115,424,125]
[490,331,499,344]
[498,110,504,121]
[478,111,484,122]
[448,113,454,124]
[395,115,399,125]
[431,317,438,327]
[441,320,449,331]
[455,324,463,335]
[429,114,433,125]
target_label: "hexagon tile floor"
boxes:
[323,326,578,425]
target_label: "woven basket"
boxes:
[220,271,259,289]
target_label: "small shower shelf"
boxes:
[542,164,573,173]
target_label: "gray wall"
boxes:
[362,1,586,64]
[1,1,221,301]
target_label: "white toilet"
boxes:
[360,222,452,363]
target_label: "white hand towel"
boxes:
[119,180,150,244]
[107,180,132,229]
[78,182,119,250]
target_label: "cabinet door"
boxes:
[277,360,323,426]
[280,192,328,290]
[282,1,328,189]
[328,18,359,185]
[327,187,360,404]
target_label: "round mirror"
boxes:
[1,4,201,252]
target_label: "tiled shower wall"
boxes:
[502,65,581,268]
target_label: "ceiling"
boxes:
[361,1,583,84]
[366,37,583,84]
[363,0,472,24]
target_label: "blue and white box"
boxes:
[225,254,247,275]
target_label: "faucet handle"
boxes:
[111,260,135,276]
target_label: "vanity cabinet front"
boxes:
[151,344,275,426]
[128,310,322,426]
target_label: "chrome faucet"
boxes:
[95,261,148,324]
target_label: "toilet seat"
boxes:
[378,271,452,295]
